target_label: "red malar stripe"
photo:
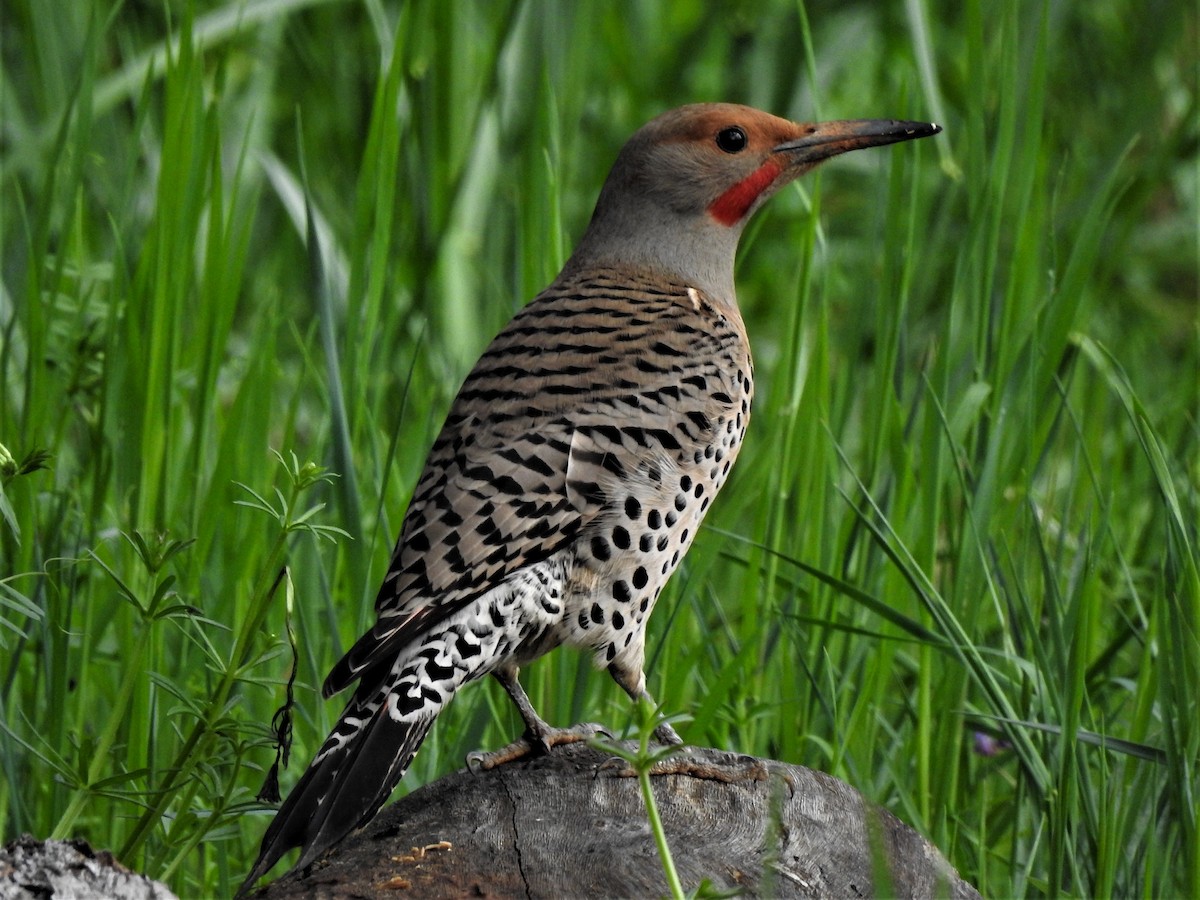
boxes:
[707,160,783,226]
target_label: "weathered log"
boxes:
[0,835,178,900]
[254,743,980,899]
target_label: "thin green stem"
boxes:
[639,764,684,900]
[50,632,148,839]
[118,541,289,860]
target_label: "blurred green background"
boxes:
[2,0,1196,896]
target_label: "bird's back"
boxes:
[328,264,753,692]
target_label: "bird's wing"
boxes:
[322,411,589,695]
[322,275,748,697]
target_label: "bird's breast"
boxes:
[521,272,755,664]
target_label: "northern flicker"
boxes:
[241,103,939,890]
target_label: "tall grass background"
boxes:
[1,1,1196,896]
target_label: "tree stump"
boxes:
[253,743,979,899]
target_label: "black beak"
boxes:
[774,119,941,164]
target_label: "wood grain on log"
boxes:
[254,743,980,899]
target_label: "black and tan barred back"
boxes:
[325,266,753,696]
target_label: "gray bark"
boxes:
[254,743,980,899]
[0,835,178,900]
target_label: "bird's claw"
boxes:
[465,749,496,775]
[652,721,684,746]
[465,740,532,774]
[597,755,628,774]
[465,721,615,773]
[569,721,614,743]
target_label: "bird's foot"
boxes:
[466,721,613,773]
[652,721,684,746]
[605,750,768,783]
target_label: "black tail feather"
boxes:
[237,698,435,896]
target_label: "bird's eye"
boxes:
[715,126,748,153]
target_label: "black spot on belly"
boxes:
[591,535,611,561]
[612,525,631,550]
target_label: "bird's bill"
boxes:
[774,119,942,164]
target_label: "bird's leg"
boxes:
[642,693,684,747]
[465,665,611,772]
[607,661,684,747]
[600,660,738,780]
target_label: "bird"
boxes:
[240,102,940,892]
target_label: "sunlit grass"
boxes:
[2,1,1196,896]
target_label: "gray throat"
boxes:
[563,195,744,307]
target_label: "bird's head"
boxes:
[568,103,940,302]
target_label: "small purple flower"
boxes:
[972,732,1011,756]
